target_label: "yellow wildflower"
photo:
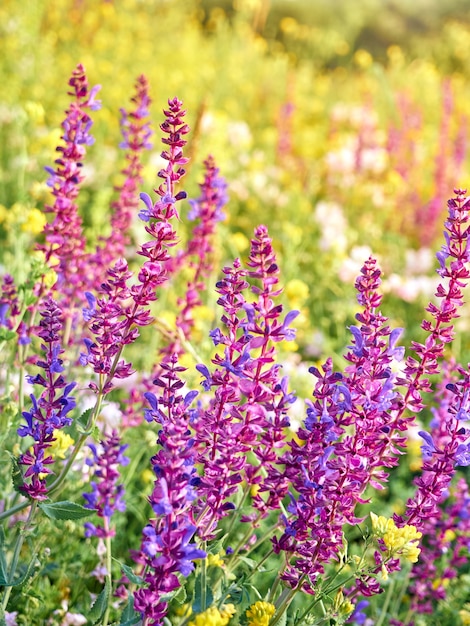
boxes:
[48,430,75,460]
[188,604,236,626]
[246,601,276,626]
[207,552,225,568]
[230,232,249,253]
[285,279,309,306]
[21,208,47,235]
[370,512,422,563]
[461,609,470,625]
[354,49,373,69]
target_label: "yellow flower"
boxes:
[460,609,470,625]
[354,49,373,69]
[230,232,249,253]
[246,601,276,626]
[207,552,225,568]
[285,279,309,306]
[370,512,422,563]
[188,604,236,626]
[21,208,47,235]
[49,430,75,460]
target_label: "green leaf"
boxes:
[89,577,111,624]
[39,501,93,521]
[172,584,187,605]
[121,562,144,585]
[274,610,287,626]
[75,408,93,434]
[119,592,141,625]
[5,452,26,496]
[192,573,214,615]
[0,328,16,341]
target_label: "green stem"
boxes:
[200,541,207,612]
[270,572,307,626]
[375,578,395,626]
[102,520,113,626]
[1,500,38,611]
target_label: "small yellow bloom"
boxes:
[21,208,47,235]
[207,552,225,568]
[230,232,249,253]
[43,269,58,290]
[354,49,373,69]
[370,512,422,563]
[141,469,154,484]
[188,603,236,626]
[460,609,470,625]
[246,600,276,626]
[285,279,309,306]
[49,430,75,460]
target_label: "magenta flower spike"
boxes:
[192,226,298,538]
[133,355,204,626]
[17,298,76,500]
[81,99,189,396]
[160,155,227,360]
[272,254,410,594]
[41,64,101,310]
[83,430,129,539]
[90,75,153,281]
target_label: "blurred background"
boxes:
[3,0,470,366]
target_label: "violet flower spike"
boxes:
[274,256,407,596]
[133,355,205,626]
[82,98,190,396]
[40,64,101,311]
[160,155,228,361]
[192,226,298,540]
[83,430,129,539]
[90,75,153,281]
[17,298,76,500]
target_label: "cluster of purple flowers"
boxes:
[90,74,153,281]
[17,298,76,500]
[8,63,470,626]
[41,64,101,312]
[83,430,129,539]
[133,356,205,625]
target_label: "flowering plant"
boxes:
[1,64,470,626]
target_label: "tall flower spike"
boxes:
[345,189,470,602]
[160,155,227,360]
[193,226,298,539]
[17,298,76,500]
[133,356,205,626]
[41,64,101,312]
[274,256,407,596]
[81,99,189,396]
[83,430,129,539]
[90,75,153,281]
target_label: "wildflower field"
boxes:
[4,0,470,624]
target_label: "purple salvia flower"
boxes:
[90,75,153,280]
[82,100,189,395]
[133,355,205,626]
[0,274,20,329]
[160,155,227,360]
[40,64,101,310]
[406,476,470,615]
[192,226,298,539]
[83,430,129,539]
[350,189,470,602]
[17,298,76,500]
[274,256,408,595]
[398,363,470,530]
